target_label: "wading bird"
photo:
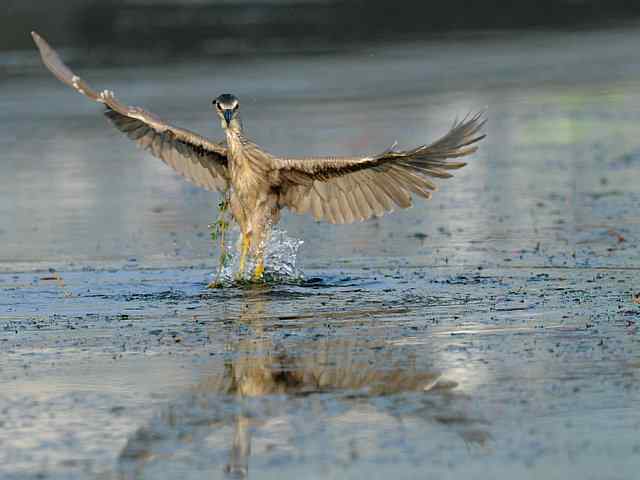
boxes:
[32,31,485,282]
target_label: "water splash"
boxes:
[211,228,304,286]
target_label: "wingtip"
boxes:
[465,110,488,132]
[31,30,46,50]
[476,106,489,122]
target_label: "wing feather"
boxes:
[351,185,371,221]
[329,197,344,225]
[382,174,413,209]
[370,172,406,209]
[359,179,386,218]
[276,112,485,223]
[336,189,353,224]
[369,176,394,212]
[311,194,324,222]
[297,192,312,215]
[32,31,229,192]
[323,196,335,224]
[342,190,359,223]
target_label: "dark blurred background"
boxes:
[4,0,640,61]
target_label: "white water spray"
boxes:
[211,228,304,285]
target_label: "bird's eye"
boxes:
[233,104,239,111]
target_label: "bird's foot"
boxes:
[252,262,265,282]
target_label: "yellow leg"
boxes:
[252,257,265,281]
[237,233,250,279]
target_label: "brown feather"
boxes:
[276,112,484,223]
[32,31,230,193]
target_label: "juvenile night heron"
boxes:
[32,32,486,281]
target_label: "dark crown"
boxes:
[215,93,239,108]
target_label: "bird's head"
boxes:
[213,93,241,130]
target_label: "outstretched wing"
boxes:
[31,31,229,192]
[274,112,486,223]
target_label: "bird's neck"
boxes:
[224,124,245,157]
[223,116,243,135]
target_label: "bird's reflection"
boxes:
[117,289,489,479]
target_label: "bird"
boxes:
[31,31,486,282]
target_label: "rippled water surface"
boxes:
[2,27,640,480]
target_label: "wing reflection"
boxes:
[117,291,489,479]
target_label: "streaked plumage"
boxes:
[32,31,486,281]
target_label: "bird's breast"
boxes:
[228,147,271,198]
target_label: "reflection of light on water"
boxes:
[440,366,489,395]
[437,345,490,395]
[213,228,304,284]
[388,336,490,395]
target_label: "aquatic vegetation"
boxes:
[208,191,232,288]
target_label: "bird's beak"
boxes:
[223,109,233,125]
